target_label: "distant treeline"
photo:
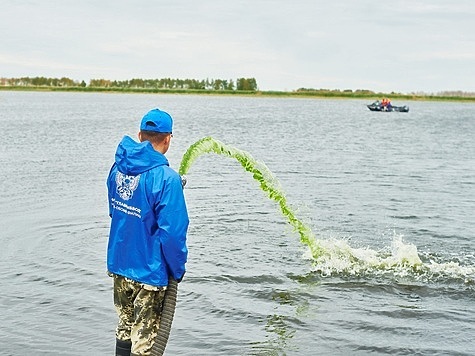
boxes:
[0,76,258,91]
[296,87,475,98]
[1,76,474,101]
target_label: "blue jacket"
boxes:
[107,136,189,287]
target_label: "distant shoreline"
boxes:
[1,86,474,103]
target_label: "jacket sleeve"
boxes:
[156,172,189,281]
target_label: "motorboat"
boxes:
[367,100,409,112]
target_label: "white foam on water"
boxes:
[304,234,474,284]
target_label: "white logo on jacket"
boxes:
[116,172,140,200]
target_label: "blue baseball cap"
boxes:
[140,108,173,133]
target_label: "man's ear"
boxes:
[138,131,142,142]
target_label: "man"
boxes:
[106,108,189,355]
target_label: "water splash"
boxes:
[180,137,474,284]
[308,234,475,284]
[307,234,422,274]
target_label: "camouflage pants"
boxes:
[112,274,166,356]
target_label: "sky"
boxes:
[1,0,474,94]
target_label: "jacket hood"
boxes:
[115,135,169,175]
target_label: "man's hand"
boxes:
[180,175,187,188]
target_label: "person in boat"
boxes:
[381,98,392,111]
[106,108,189,355]
[386,99,393,111]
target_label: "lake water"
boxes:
[0,91,474,355]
